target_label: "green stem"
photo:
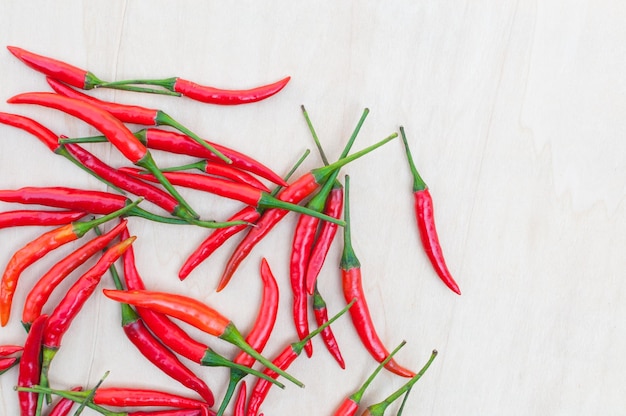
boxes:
[215,369,246,416]
[340,175,360,270]
[55,146,126,194]
[16,385,122,416]
[97,77,178,90]
[98,83,181,97]
[300,105,329,165]
[257,193,345,226]
[73,371,109,415]
[73,198,143,238]
[200,349,285,389]
[159,160,207,173]
[399,126,427,192]
[350,341,407,404]
[58,135,108,144]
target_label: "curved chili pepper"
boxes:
[0,357,18,375]
[217,122,392,292]
[178,150,309,281]
[47,386,82,416]
[17,314,47,416]
[160,159,269,192]
[216,258,279,416]
[47,77,232,163]
[0,199,139,326]
[233,381,247,416]
[341,175,415,378]
[120,167,345,226]
[245,299,355,416]
[399,127,461,295]
[21,219,128,329]
[7,92,199,218]
[332,341,406,416]
[0,209,86,229]
[39,237,136,394]
[102,288,304,388]
[68,387,211,409]
[0,344,23,356]
[313,284,345,369]
[360,350,438,416]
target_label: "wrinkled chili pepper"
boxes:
[217,132,398,291]
[332,341,407,416]
[399,127,461,295]
[47,77,232,163]
[0,209,86,229]
[0,199,139,326]
[341,175,415,378]
[178,149,309,281]
[21,219,128,330]
[245,299,356,416]
[17,314,47,416]
[120,167,345,226]
[360,350,438,416]
[101,288,304,388]
[313,284,345,369]
[7,92,200,218]
[215,257,279,416]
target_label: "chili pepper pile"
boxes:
[0,46,460,415]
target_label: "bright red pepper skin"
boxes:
[0,111,62,153]
[0,210,86,229]
[47,387,82,416]
[333,399,359,416]
[172,76,290,105]
[233,381,247,416]
[0,357,18,372]
[92,387,211,409]
[313,285,345,369]
[17,314,47,416]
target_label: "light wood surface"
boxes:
[1,2,625,415]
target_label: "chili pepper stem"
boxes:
[350,341,407,404]
[301,105,329,165]
[72,197,142,237]
[258,193,345,226]
[39,347,57,404]
[294,298,356,354]
[54,146,126,194]
[398,127,427,192]
[97,76,178,90]
[200,350,285,389]
[16,385,121,416]
[220,323,304,388]
[215,369,246,416]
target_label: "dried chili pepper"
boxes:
[47,77,232,163]
[399,127,461,295]
[341,175,415,378]
[0,210,86,229]
[217,132,398,291]
[360,350,438,416]
[17,313,47,416]
[332,341,407,416]
[215,258,279,416]
[178,149,309,281]
[21,219,128,330]
[7,92,199,218]
[0,199,139,326]
[245,299,356,416]
[312,284,345,369]
[101,289,304,388]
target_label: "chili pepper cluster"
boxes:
[0,46,458,416]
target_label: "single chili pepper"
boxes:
[17,314,47,416]
[47,387,82,416]
[39,238,136,398]
[217,120,392,292]
[119,167,345,226]
[0,198,140,326]
[332,341,407,416]
[399,127,461,295]
[159,159,269,192]
[0,357,18,374]
[312,284,345,369]
[113,241,284,391]
[245,298,356,416]
[341,175,415,378]
[47,78,232,163]
[7,92,199,218]
[21,219,128,330]
[215,258,279,416]
[101,289,304,388]
[178,149,309,281]
[0,344,23,356]
[233,381,247,416]
[360,350,438,416]
[7,46,178,96]
[99,74,291,105]
[0,209,86,229]
[64,387,212,409]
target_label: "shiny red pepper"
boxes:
[0,209,86,229]
[17,314,47,416]
[172,76,290,105]
[313,284,345,369]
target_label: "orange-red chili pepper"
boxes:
[341,175,415,378]
[400,127,461,295]
[0,199,139,326]
[17,314,47,416]
[0,209,86,229]
[101,289,304,388]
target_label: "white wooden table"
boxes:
[1,2,625,415]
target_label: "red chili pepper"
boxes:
[47,386,82,416]
[17,314,47,416]
[21,219,128,329]
[81,387,211,409]
[215,258,279,416]
[0,344,23,356]
[101,288,304,388]
[0,357,18,373]
[332,341,406,416]
[47,77,232,163]
[0,199,139,326]
[7,92,199,218]
[217,124,392,292]
[313,284,345,369]
[129,410,214,416]
[245,299,355,416]
[0,209,86,229]
[341,175,415,378]
[160,159,269,192]
[400,127,461,295]
[233,381,247,416]
[360,350,438,416]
